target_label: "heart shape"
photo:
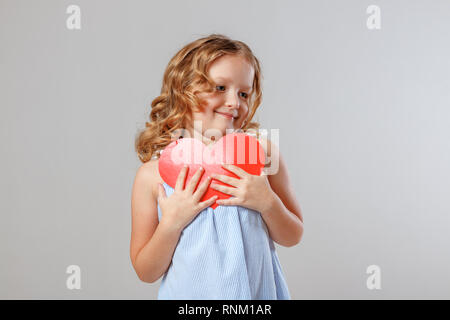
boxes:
[158,132,266,209]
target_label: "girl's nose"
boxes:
[225,91,240,110]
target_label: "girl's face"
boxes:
[189,54,255,143]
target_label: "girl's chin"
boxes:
[207,124,237,135]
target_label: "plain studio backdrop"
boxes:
[1,0,449,299]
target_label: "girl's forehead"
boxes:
[207,56,254,86]
[208,54,252,69]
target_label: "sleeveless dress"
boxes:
[156,181,291,300]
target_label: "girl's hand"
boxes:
[158,166,218,232]
[209,164,275,213]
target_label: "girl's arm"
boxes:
[130,162,182,283]
[260,138,304,247]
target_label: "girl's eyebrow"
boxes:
[214,77,253,91]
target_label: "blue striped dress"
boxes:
[156,181,291,300]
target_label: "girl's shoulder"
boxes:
[137,158,164,201]
[255,135,277,162]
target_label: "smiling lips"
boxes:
[215,111,236,119]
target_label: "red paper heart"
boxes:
[158,132,266,209]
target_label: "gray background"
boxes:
[1,0,449,299]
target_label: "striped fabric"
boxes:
[156,182,291,300]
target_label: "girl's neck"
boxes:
[185,128,233,146]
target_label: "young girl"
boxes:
[131,34,303,299]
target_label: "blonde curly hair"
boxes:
[135,34,264,163]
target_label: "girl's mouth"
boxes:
[215,111,234,120]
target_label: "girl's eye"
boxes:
[216,85,248,99]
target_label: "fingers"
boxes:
[175,165,188,191]
[210,173,239,187]
[198,195,218,210]
[186,166,204,194]
[210,183,237,197]
[215,197,237,206]
[221,163,246,178]
[192,175,212,202]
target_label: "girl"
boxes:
[131,34,303,299]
